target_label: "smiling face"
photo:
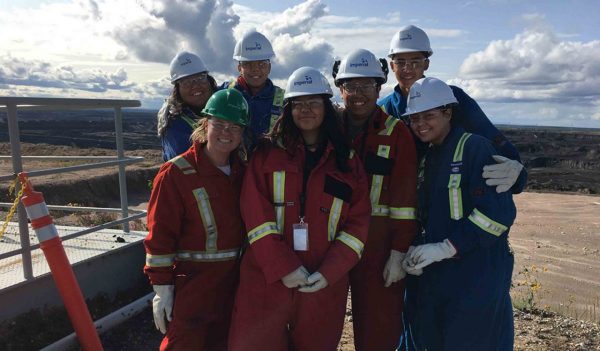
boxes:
[408,107,452,145]
[206,117,243,158]
[237,60,271,92]
[176,72,213,110]
[340,77,380,125]
[390,52,429,95]
[291,95,325,142]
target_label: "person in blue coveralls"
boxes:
[157,51,218,161]
[378,25,526,194]
[401,77,516,351]
[222,30,285,151]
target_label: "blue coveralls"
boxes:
[222,78,284,151]
[378,84,527,193]
[403,126,516,351]
[160,108,200,162]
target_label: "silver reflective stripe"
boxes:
[378,115,398,136]
[192,188,218,252]
[328,197,343,241]
[390,207,416,220]
[336,231,364,258]
[35,223,58,242]
[146,254,176,267]
[448,174,463,220]
[248,221,280,244]
[372,205,390,216]
[273,171,286,233]
[176,248,240,262]
[169,156,196,175]
[468,208,508,237]
[24,202,49,220]
[369,145,391,215]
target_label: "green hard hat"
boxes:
[201,89,249,126]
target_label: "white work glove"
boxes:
[298,272,328,293]
[402,246,423,276]
[482,155,523,193]
[383,250,407,287]
[281,266,310,288]
[407,239,457,270]
[152,285,174,334]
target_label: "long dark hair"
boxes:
[167,75,218,116]
[266,95,351,173]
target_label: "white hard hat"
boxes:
[402,77,457,116]
[233,31,275,61]
[169,51,208,84]
[333,48,387,86]
[389,25,433,57]
[284,66,333,100]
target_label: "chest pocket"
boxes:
[323,174,353,241]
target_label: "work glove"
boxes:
[281,266,310,288]
[402,246,423,276]
[482,155,524,193]
[407,239,457,270]
[298,271,328,293]
[152,285,174,334]
[383,250,407,287]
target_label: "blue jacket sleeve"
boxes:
[447,136,517,255]
[451,86,527,193]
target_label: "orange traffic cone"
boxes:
[19,173,103,351]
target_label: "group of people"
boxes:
[144,25,526,351]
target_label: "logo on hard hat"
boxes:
[350,58,369,68]
[410,91,422,99]
[294,76,313,86]
[245,42,262,51]
[181,57,192,66]
[399,33,413,41]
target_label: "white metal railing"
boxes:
[0,96,144,280]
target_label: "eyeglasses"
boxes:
[392,58,427,70]
[408,109,447,124]
[341,82,378,95]
[291,99,324,111]
[209,120,243,134]
[239,60,270,70]
[179,73,209,88]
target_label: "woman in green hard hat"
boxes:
[144,89,249,350]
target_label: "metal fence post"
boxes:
[113,107,130,233]
[6,103,33,279]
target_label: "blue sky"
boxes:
[1,0,599,127]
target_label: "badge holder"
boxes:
[293,217,308,251]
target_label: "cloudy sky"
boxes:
[1,0,599,128]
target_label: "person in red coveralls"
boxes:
[332,48,418,351]
[144,88,249,351]
[228,66,371,351]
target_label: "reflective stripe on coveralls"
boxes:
[468,208,508,237]
[169,155,196,174]
[448,133,471,220]
[193,188,218,252]
[273,171,285,232]
[336,231,364,258]
[328,198,344,241]
[378,112,399,136]
[269,87,285,131]
[247,221,279,244]
[371,144,391,216]
[181,114,198,130]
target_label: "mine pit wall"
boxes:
[0,238,147,323]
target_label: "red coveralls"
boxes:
[347,108,418,351]
[144,142,245,351]
[228,141,371,351]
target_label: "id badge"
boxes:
[293,219,309,251]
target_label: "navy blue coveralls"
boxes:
[160,107,200,162]
[403,126,516,351]
[378,84,527,193]
[222,78,284,151]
